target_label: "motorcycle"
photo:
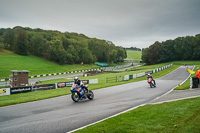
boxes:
[70,84,94,102]
[147,78,156,88]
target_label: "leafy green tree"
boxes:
[141,48,150,64]
[66,45,79,64]
[117,47,127,61]
[0,26,127,64]
[15,29,28,55]
[159,40,176,62]
[148,41,161,64]
[142,34,200,64]
[29,33,46,57]
[3,28,16,50]
[192,34,200,60]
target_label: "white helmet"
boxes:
[74,77,78,80]
[148,73,150,76]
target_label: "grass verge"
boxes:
[0,54,99,79]
[74,97,200,133]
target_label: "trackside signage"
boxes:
[81,80,89,84]
[57,83,66,88]
[0,88,10,96]
[66,82,74,87]
[0,79,98,96]
[32,84,55,91]
[10,86,32,94]
[57,82,74,88]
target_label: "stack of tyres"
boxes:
[192,76,199,88]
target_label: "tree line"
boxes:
[0,26,127,64]
[125,47,141,51]
[142,34,200,65]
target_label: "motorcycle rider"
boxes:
[74,77,88,93]
[74,77,81,85]
[147,73,156,86]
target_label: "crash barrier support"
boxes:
[0,79,98,96]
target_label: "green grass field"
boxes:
[126,50,142,61]
[75,97,200,133]
[0,54,99,79]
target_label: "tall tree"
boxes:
[15,29,28,55]
[3,29,16,50]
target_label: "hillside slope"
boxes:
[0,53,98,79]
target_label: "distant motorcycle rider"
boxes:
[147,73,156,86]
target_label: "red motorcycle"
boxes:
[147,78,156,88]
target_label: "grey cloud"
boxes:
[0,0,200,48]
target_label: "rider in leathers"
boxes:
[147,73,156,86]
[74,77,88,94]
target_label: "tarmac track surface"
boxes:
[0,66,193,133]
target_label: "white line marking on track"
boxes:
[149,95,200,105]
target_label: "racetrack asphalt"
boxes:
[0,66,196,133]
[149,87,200,104]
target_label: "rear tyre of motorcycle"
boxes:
[87,90,94,100]
[71,92,80,102]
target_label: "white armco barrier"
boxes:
[153,70,155,73]
[0,79,5,82]
[124,75,129,80]
[133,74,137,79]
[137,72,145,78]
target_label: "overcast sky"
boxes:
[0,0,200,48]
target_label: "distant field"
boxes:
[126,50,142,61]
[0,54,99,79]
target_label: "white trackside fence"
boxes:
[123,64,173,81]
